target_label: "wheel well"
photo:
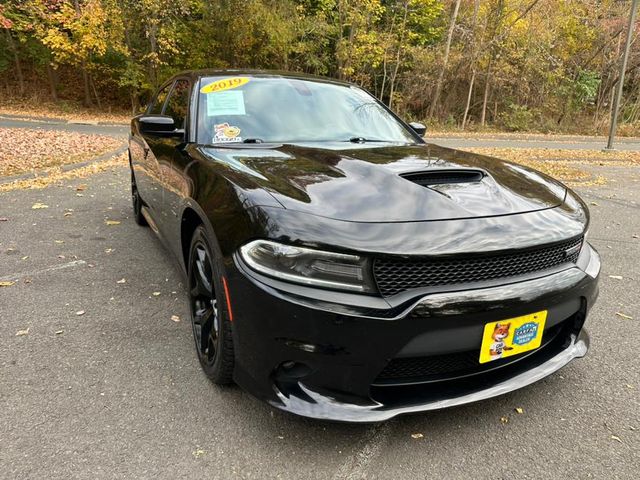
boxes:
[181,208,203,269]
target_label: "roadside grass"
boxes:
[0,128,123,178]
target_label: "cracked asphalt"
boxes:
[1,158,639,479]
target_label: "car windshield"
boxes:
[196,76,417,145]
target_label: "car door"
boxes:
[155,78,192,243]
[132,82,172,219]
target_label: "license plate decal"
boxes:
[479,310,547,364]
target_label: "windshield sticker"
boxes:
[201,76,250,94]
[213,123,242,143]
[206,90,246,116]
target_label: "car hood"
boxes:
[199,143,567,223]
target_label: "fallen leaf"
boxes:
[626,384,634,389]
[152,291,161,296]
[55,330,64,335]
[21,256,28,260]
[171,315,181,322]
[63,212,73,217]
[58,255,65,259]
[0,128,123,179]
[515,407,524,414]
[104,248,113,253]
[31,203,49,209]
[611,435,623,444]
[411,433,424,439]
[615,312,633,320]
[500,416,509,424]
[116,278,126,284]
[608,275,623,280]
[16,328,29,336]
[192,448,206,458]
[54,240,64,244]
[76,184,87,191]
[0,281,15,287]
[105,220,120,225]
[590,202,599,206]
[76,310,85,316]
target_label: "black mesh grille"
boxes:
[373,236,583,297]
[374,323,565,385]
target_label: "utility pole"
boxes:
[606,0,639,150]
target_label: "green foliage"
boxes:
[501,104,535,132]
[573,69,601,106]
[0,0,634,132]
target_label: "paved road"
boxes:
[0,117,128,138]
[3,116,640,150]
[1,161,639,478]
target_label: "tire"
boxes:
[187,226,235,384]
[131,169,147,227]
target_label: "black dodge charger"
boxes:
[129,70,600,422]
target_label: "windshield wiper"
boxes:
[243,138,264,143]
[347,137,390,143]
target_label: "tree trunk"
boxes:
[462,69,476,129]
[90,75,102,109]
[389,2,409,110]
[5,30,25,96]
[429,0,462,118]
[481,58,493,126]
[148,22,159,88]
[130,91,139,116]
[80,62,93,107]
[462,0,480,128]
[45,64,58,101]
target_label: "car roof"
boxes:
[165,69,353,88]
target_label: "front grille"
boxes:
[374,322,565,385]
[373,236,583,297]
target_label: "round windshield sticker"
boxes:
[201,77,250,94]
[213,123,242,143]
[512,322,539,346]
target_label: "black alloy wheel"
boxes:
[187,226,234,384]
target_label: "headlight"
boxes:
[239,240,375,293]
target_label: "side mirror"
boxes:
[409,122,427,136]
[139,115,184,137]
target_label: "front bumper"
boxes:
[227,244,600,422]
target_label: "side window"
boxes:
[164,79,190,129]
[148,84,171,115]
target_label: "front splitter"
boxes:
[269,330,589,423]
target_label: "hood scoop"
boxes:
[400,169,485,186]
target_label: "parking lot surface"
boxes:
[1,163,639,479]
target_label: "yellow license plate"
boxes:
[479,311,547,364]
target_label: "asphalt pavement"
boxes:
[1,144,639,478]
[0,117,128,138]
